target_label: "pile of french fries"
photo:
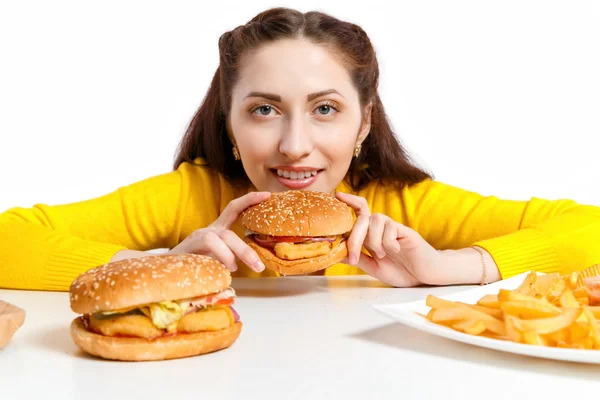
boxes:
[425,271,600,349]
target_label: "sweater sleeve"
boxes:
[363,179,600,279]
[0,161,219,291]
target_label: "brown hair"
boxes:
[174,7,433,191]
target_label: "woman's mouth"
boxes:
[271,168,322,189]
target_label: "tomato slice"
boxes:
[216,298,234,306]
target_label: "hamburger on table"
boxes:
[69,254,241,361]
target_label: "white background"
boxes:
[1,0,598,213]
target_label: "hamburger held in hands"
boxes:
[69,254,241,361]
[241,190,354,275]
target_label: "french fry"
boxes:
[452,319,487,335]
[510,308,582,334]
[559,289,579,308]
[568,322,590,342]
[430,305,506,335]
[504,316,523,343]
[500,300,561,319]
[423,269,600,350]
[573,287,588,298]
[457,302,503,319]
[567,272,579,290]
[426,308,435,321]
[583,307,600,348]
[522,331,548,346]
[498,289,556,307]
[547,328,569,344]
[586,306,600,319]
[477,294,500,309]
[426,295,461,309]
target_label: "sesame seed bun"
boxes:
[70,317,242,361]
[245,237,348,275]
[69,254,232,315]
[240,190,354,236]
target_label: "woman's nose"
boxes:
[278,116,313,161]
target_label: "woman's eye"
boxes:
[315,103,338,116]
[317,105,332,115]
[253,105,274,116]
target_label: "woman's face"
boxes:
[228,38,370,194]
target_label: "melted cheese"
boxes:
[274,241,332,260]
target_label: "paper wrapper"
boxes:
[0,301,26,350]
[576,264,600,287]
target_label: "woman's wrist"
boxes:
[109,249,149,263]
[437,247,501,285]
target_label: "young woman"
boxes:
[1,7,599,292]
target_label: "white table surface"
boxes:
[2,276,600,399]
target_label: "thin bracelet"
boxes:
[471,246,488,286]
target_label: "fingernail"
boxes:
[254,260,265,272]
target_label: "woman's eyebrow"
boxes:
[244,89,343,102]
[307,89,343,101]
[245,92,281,102]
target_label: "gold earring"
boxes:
[232,146,240,160]
[353,144,362,158]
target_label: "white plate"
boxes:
[373,272,600,364]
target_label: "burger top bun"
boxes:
[69,254,231,315]
[241,190,354,236]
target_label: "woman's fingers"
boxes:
[353,252,420,287]
[213,191,271,229]
[382,219,401,254]
[364,214,387,258]
[218,230,265,272]
[193,231,238,272]
[336,192,371,265]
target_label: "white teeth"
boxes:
[276,169,319,179]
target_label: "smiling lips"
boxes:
[272,167,321,189]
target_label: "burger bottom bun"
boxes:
[70,317,242,361]
[245,238,348,276]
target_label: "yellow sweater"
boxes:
[1,158,600,292]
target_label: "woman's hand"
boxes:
[336,192,496,287]
[168,191,271,273]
